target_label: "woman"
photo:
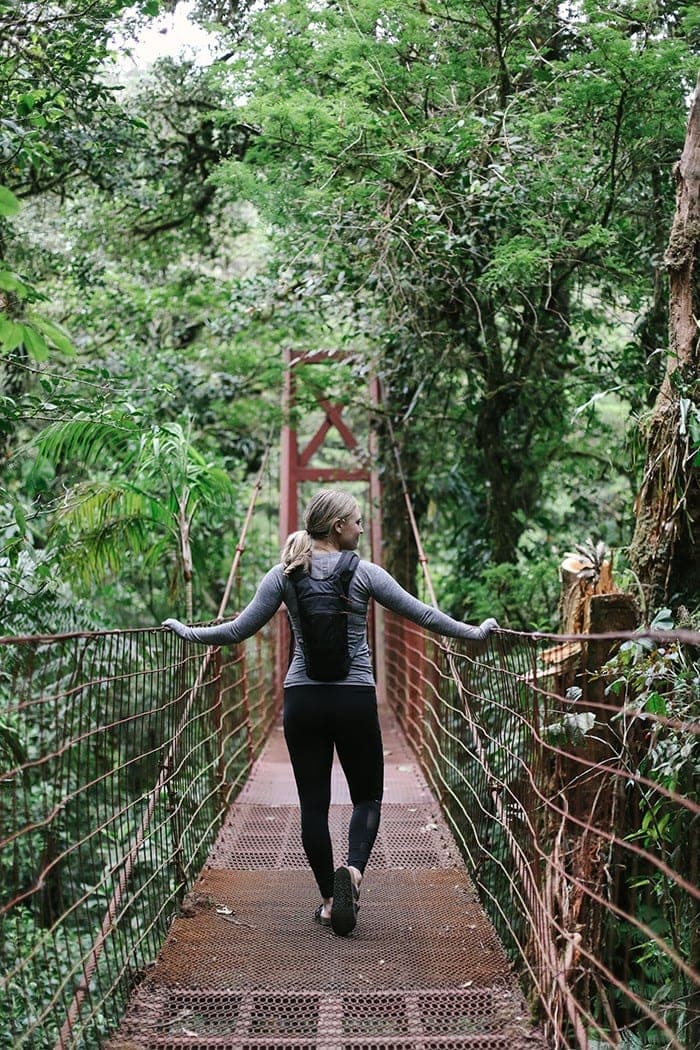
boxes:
[163,488,498,937]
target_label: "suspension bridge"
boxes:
[2,361,699,1049]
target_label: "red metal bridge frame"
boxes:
[278,347,385,692]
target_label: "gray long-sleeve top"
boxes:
[163,552,498,687]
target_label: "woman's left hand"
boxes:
[161,618,194,640]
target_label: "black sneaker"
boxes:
[331,866,359,936]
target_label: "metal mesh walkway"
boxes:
[110,701,546,1049]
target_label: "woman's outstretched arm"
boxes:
[364,563,498,640]
[162,565,286,645]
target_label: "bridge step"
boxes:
[112,983,538,1047]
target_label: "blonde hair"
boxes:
[281,530,313,576]
[281,489,358,575]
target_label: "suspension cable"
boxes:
[384,413,437,608]
[217,441,272,618]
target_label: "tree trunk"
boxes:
[475,390,524,563]
[177,495,194,621]
[473,279,571,564]
[630,74,700,610]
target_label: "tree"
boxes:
[630,72,700,610]
[1,0,145,457]
[212,0,696,584]
[1,4,283,626]
[0,1,164,204]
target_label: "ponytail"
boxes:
[282,529,313,576]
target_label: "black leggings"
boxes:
[283,684,384,899]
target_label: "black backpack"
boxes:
[289,551,360,681]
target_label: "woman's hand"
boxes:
[161,618,195,640]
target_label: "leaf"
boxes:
[31,315,75,356]
[13,502,27,536]
[21,324,49,361]
[0,185,21,217]
[544,710,596,743]
[0,270,30,297]
[650,607,674,631]
[0,317,25,352]
[643,692,667,716]
[564,711,596,735]
[571,388,619,421]
[32,417,138,470]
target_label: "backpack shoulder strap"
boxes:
[337,552,362,662]
[289,553,358,591]
[334,551,359,590]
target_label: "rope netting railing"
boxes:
[383,422,699,1048]
[382,616,699,1049]
[0,455,281,1049]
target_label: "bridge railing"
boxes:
[383,611,699,1050]
[0,621,281,1049]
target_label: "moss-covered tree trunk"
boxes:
[630,74,700,609]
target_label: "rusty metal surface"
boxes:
[207,805,464,871]
[113,984,539,1048]
[131,868,504,992]
[110,703,547,1049]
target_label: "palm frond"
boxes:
[32,415,139,471]
[142,535,176,575]
[55,482,176,532]
[61,515,155,584]
[135,426,236,507]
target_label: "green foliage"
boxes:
[601,619,700,1046]
[4,0,690,626]
[211,0,696,573]
[0,188,76,361]
[0,185,20,217]
[0,510,106,639]
[451,555,561,631]
[0,5,698,1044]
[0,0,145,196]
[0,0,285,631]
[31,415,241,620]
[607,625,699,801]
